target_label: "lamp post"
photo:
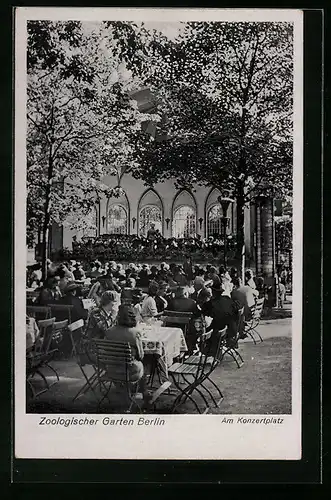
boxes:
[218,194,234,268]
[132,217,136,230]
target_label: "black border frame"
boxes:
[4,3,323,485]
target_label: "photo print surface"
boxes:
[15,7,303,460]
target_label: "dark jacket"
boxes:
[201,295,240,355]
[167,297,198,314]
[202,295,240,332]
[155,295,168,313]
[37,287,62,305]
[59,294,88,322]
[191,287,209,308]
[137,270,150,288]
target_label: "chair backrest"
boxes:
[53,319,69,332]
[162,316,191,326]
[200,326,227,364]
[236,307,245,337]
[94,340,133,382]
[162,315,192,335]
[253,298,264,320]
[164,310,193,319]
[26,306,50,320]
[48,304,74,323]
[192,326,227,377]
[36,317,56,354]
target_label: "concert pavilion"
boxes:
[50,87,277,277]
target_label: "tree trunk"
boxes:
[41,182,51,281]
[236,181,246,270]
[41,144,54,281]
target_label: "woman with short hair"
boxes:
[141,281,160,321]
[105,304,145,383]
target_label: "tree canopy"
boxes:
[26,20,293,266]
[27,20,160,243]
[129,21,293,254]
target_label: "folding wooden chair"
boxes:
[67,318,84,358]
[26,305,51,321]
[162,313,193,337]
[244,298,265,344]
[51,319,70,358]
[26,317,59,398]
[168,327,226,414]
[162,311,194,361]
[220,307,245,368]
[94,340,143,413]
[164,310,194,318]
[48,304,73,324]
[72,338,101,403]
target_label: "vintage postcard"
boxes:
[15,7,303,460]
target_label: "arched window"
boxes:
[173,205,196,238]
[139,205,162,237]
[108,204,128,234]
[207,204,223,237]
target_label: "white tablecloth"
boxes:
[139,325,188,379]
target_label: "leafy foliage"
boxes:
[275,216,292,250]
[138,22,293,194]
[129,22,293,254]
[27,21,160,246]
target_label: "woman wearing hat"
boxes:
[87,273,121,306]
[84,290,120,344]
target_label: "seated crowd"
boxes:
[26,258,263,405]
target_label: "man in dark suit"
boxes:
[166,287,199,354]
[190,276,210,308]
[201,280,241,351]
[167,287,198,313]
[59,282,88,323]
